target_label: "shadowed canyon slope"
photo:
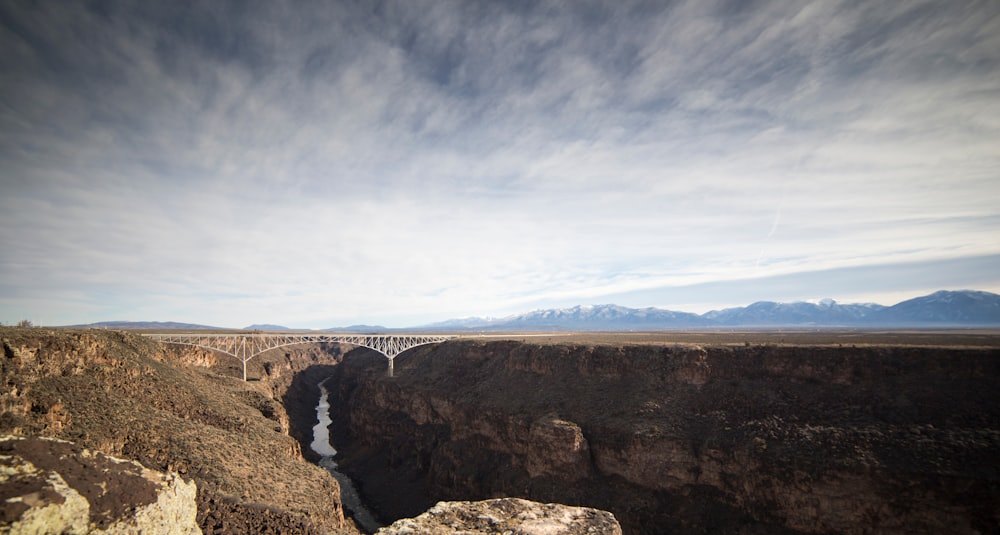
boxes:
[4,328,1000,533]
[329,339,1000,534]
[0,328,357,534]
[1,328,624,534]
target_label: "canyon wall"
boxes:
[1,328,357,534]
[329,340,1000,534]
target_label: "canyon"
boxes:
[0,328,623,534]
[0,328,354,534]
[327,338,1000,534]
[3,327,999,533]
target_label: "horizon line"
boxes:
[32,288,997,330]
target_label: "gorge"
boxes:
[2,328,999,533]
[323,336,1000,534]
[311,379,381,533]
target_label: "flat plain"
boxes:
[460,329,1000,348]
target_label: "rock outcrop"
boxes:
[0,435,200,534]
[0,328,356,534]
[329,340,1000,534]
[376,498,622,535]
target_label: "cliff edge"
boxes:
[0,327,355,534]
[329,339,1000,534]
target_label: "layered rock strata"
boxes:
[329,340,1000,534]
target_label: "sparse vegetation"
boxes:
[331,336,1000,534]
[0,327,355,534]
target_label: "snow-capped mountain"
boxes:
[877,290,1000,325]
[424,290,1000,331]
[703,300,885,326]
[499,304,709,329]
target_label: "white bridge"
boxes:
[142,333,454,380]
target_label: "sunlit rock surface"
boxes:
[1,435,200,535]
[376,498,622,535]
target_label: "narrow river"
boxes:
[312,379,382,533]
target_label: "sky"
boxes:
[2,0,999,329]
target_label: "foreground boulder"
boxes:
[376,498,622,535]
[0,435,200,534]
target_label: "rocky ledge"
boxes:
[0,328,352,534]
[0,435,200,534]
[376,498,622,535]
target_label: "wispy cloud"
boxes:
[2,0,999,327]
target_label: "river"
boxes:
[312,379,382,533]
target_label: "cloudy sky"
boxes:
[2,1,999,328]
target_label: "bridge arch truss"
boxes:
[142,333,454,380]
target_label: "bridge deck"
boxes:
[143,333,454,380]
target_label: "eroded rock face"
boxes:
[0,435,200,535]
[330,340,1000,534]
[0,328,355,535]
[376,498,622,535]
[526,416,590,479]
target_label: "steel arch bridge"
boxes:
[142,333,454,380]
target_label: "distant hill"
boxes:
[423,290,1000,331]
[243,324,292,331]
[324,325,391,333]
[64,321,227,330]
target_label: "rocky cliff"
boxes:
[0,328,356,534]
[328,339,1000,534]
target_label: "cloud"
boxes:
[593,253,1000,313]
[1,0,999,327]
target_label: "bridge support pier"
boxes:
[388,358,394,378]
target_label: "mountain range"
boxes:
[62,320,226,330]
[59,290,1000,331]
[423,290,1000,331]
